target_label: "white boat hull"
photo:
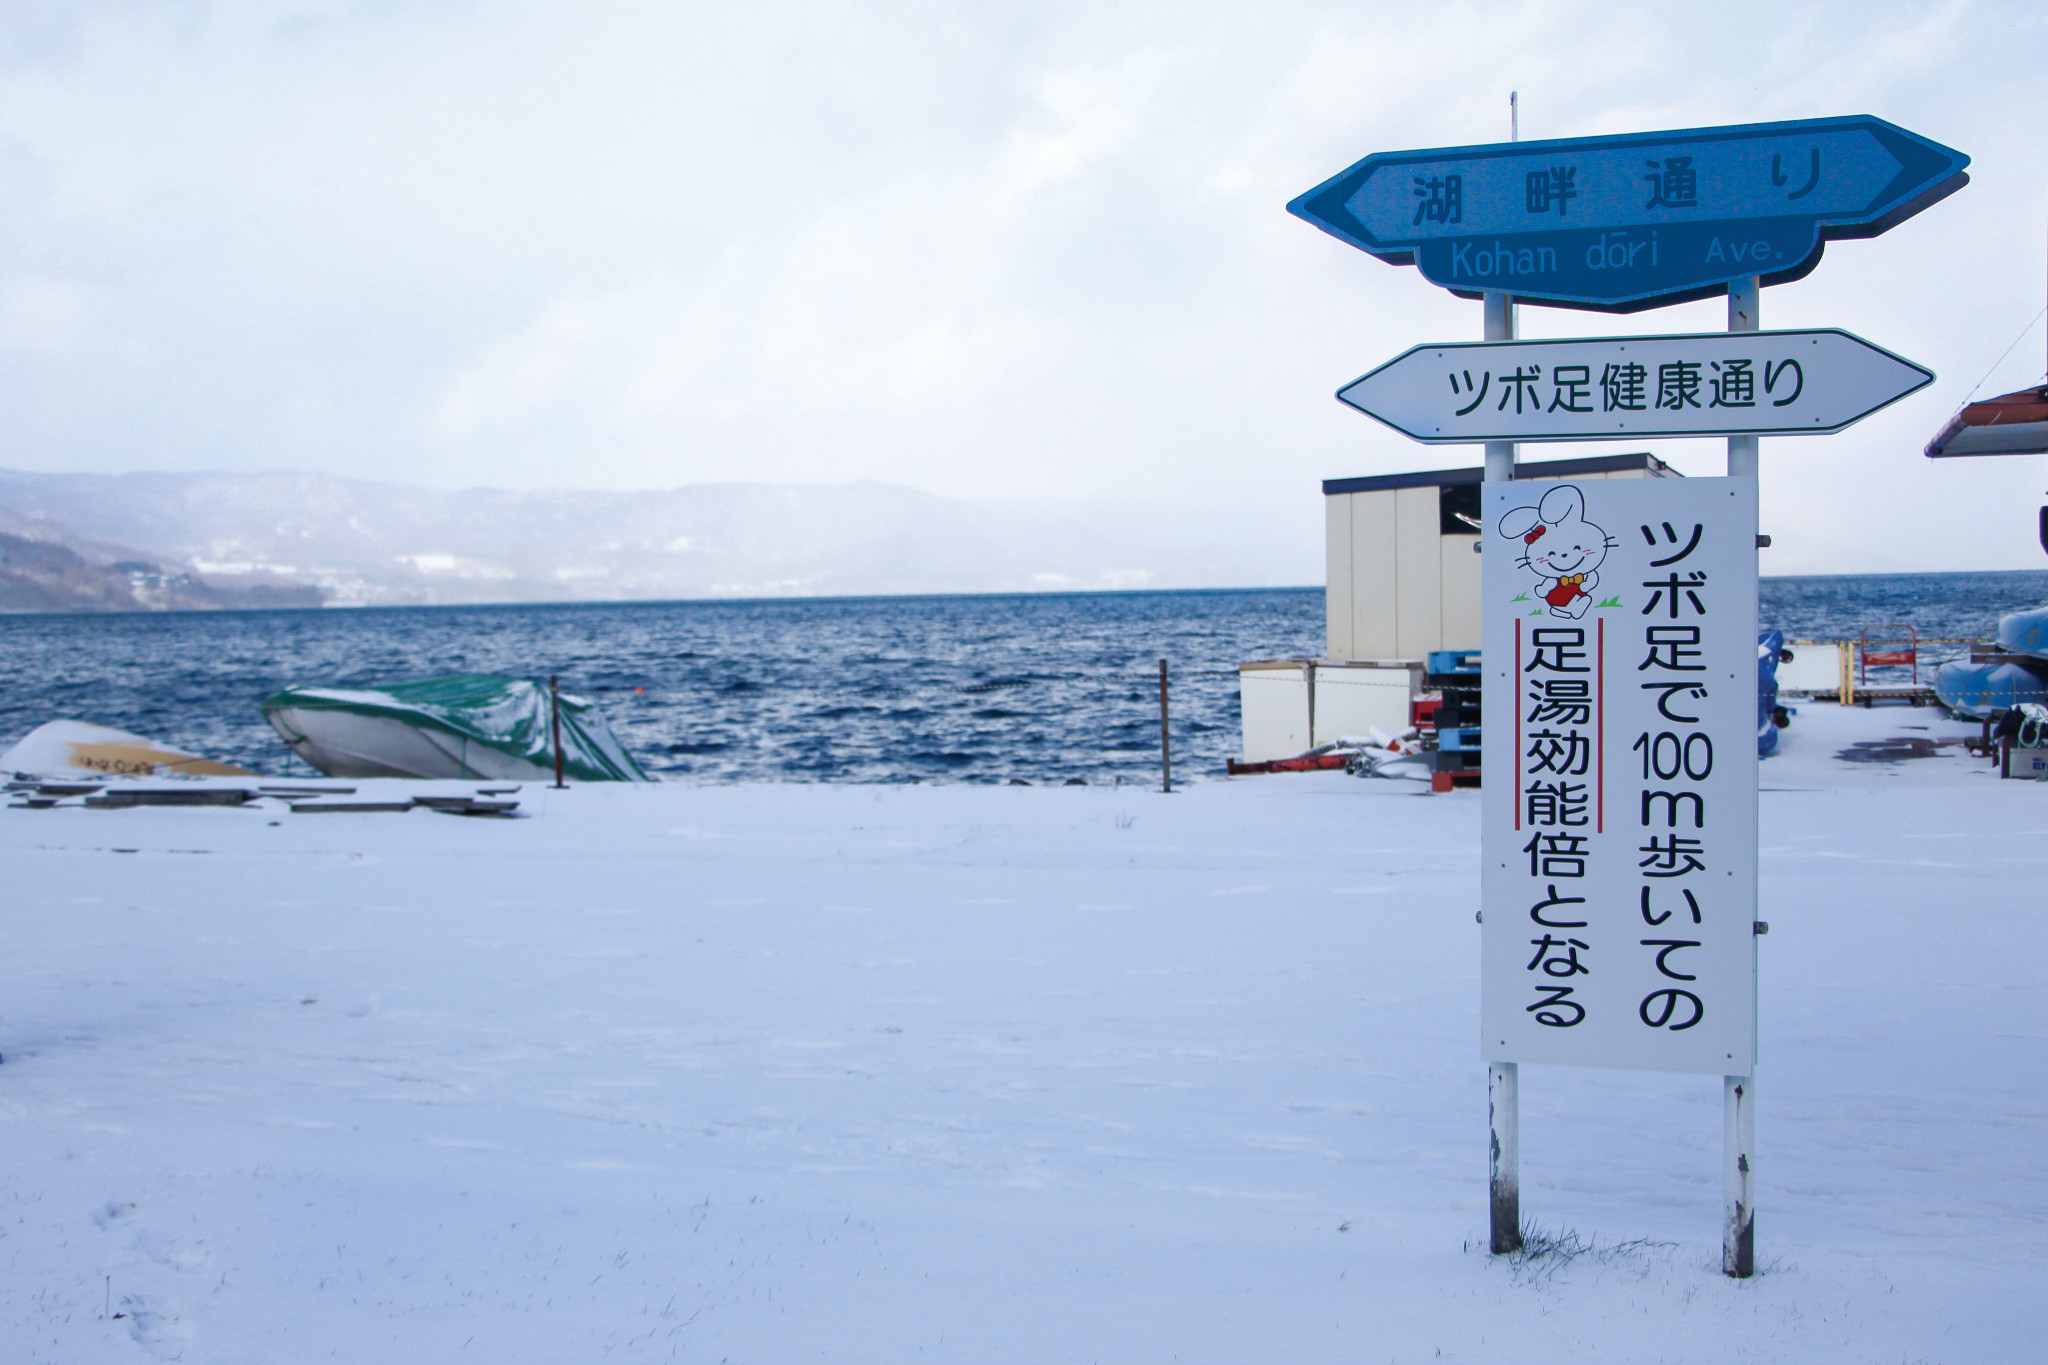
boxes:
[0,719,255,778]
[1928,418,2048,457]
[264,707,557,782]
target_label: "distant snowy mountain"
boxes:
[0,530,321,613]
[0,470,1310,608]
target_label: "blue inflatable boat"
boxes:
[1934,658,2048,719]
[1997,606,2048,659]
[1757,631,1783,756]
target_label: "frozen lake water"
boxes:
[0,699,2042,1361]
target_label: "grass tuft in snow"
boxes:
[1493,1225,1680,1287]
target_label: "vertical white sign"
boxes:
[1481,476,1757,1075]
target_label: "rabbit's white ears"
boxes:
[1498,483,1589,541]
[1538,484,1584,522]
[1497,504,1542,540]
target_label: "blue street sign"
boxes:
[1287,116,1967,312]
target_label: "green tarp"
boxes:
[260,674,652,782]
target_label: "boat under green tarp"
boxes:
[260,675,652,782]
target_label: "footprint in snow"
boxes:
[135,1228,211,1274]
[91,1199,139,1230]
[119,1294,191,1360]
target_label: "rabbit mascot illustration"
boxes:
[1497,484,1615,619]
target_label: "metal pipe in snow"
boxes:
[1158,660,1172,794]
[550,675,566,789]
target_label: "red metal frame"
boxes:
[1858,625,1919,686]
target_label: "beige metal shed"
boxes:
[1322,452,1680,661]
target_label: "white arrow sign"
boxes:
[1337,329,1932,443]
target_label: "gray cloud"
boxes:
[0,0,2042,577]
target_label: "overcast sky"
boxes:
[0,0,2043,577]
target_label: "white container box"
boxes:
[1238,661,1313,764]
[1312,663,1421,745]
[1775,639,1851,700]
[1237,660,1424,763]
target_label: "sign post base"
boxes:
[1489,1061,1521,1254]
[1724,1074,1756,1277]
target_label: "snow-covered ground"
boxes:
[2,701,2042,1363]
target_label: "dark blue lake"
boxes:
[1,573,2041,782]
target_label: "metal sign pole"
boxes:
[1723,273,1760,1277]
[1727,277,1761,477]
[1484,290,1520,1247]
[1483,292,1518,481]
[1485,96,1522,1257]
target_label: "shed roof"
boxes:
[1321,451,1677,496]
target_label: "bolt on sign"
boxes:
[1287,115,1968,312]
[1480,477,1758,1074]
